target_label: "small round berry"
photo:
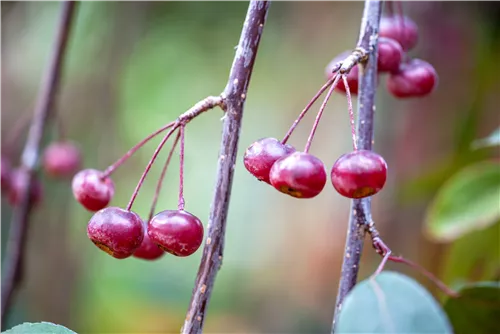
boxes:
[387,59,438,98]
[243,137,295,184]
[133,222,165,261]
[377,37,404,73]
[43,141,81,178]
[8,169,43,206]
[87,207,144,259]
[1,155,12,192]
[331,150,387,199]
[148,210,204,257]
[269,152,327,199]
[379,16,419,51]
[72,169,115,212]
[325,51,359,95]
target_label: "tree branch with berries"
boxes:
[4,1,479,333]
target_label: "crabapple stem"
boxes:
[369,224,459,298]
[304,74,341,153]
[178,125,186,211]
[148,132,180,222]
[332,1,382,331]
[281,74,338,145]
[342,74,358,151]
[387,255,460,298]
[1,1,77,326]
[125,126,179,212]
[102,121,175,178]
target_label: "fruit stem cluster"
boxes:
[1,1,77,325]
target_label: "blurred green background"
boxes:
[1,1,499,333]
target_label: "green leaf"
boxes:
[425,162,500,242]
[472,128,500,149]
[335,271,452,333]
[2,322,76,334]
[444,282,500,334]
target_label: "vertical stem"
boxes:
[182,2,270,333]
[332,0,383,332]
[1,1,78,326]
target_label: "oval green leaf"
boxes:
[335,271,452,333]
[444,282,500,334]
[2,322,76,334]
[425,162,500,242]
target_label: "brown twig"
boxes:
[181,2,270,333]
[331,0,383,332]
[1,1,78,327]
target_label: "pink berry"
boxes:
[387,59,438,98]
[133,222,165,261]
[148,210,204,257]
[8,169,43,206]
[72,169,115,212]
[379,16,419,51]
[43,141,81,178]
[331,150,387,199]
[1,155,12,192]
[377,37,404,73]
[269,151,327,199]
[87,207,144,259]
[243,137,295,184]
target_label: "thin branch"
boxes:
[1,1,78,326]
[182,2,270,333]
[332,0,383,332]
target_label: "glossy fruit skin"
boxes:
[1,156,12,192]
[387,59,438,98]
[8,169,43,206]
[331,150,387,199]
[243,138,295,184]
[379,16,419,51]
[87,207,144,259]
[377,37,404,73]
[269,152,327,199]
[133,223,165,260]
[148,210,204,257]
[43,141,81,178]
[72,169,115,212]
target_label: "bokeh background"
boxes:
[2,1,499,333]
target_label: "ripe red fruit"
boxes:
[325,51,359,95]
[1,155,12,192]
[72,169,115,211]
[43,141,81,178]
[379,16,419,51]
[133,222,165,260]
[148,210,204,257]
[331,150,387,199]
[8,169,43,206]
[269,151,327,198]
[387,59,438,98]
[87,207,144,259]
[377,37,404,73]
[243,137,295,184]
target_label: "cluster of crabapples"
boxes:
[244,14,437,199]
[71,125,204,261]
[1,141,81,206]
[328,15,438,98]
